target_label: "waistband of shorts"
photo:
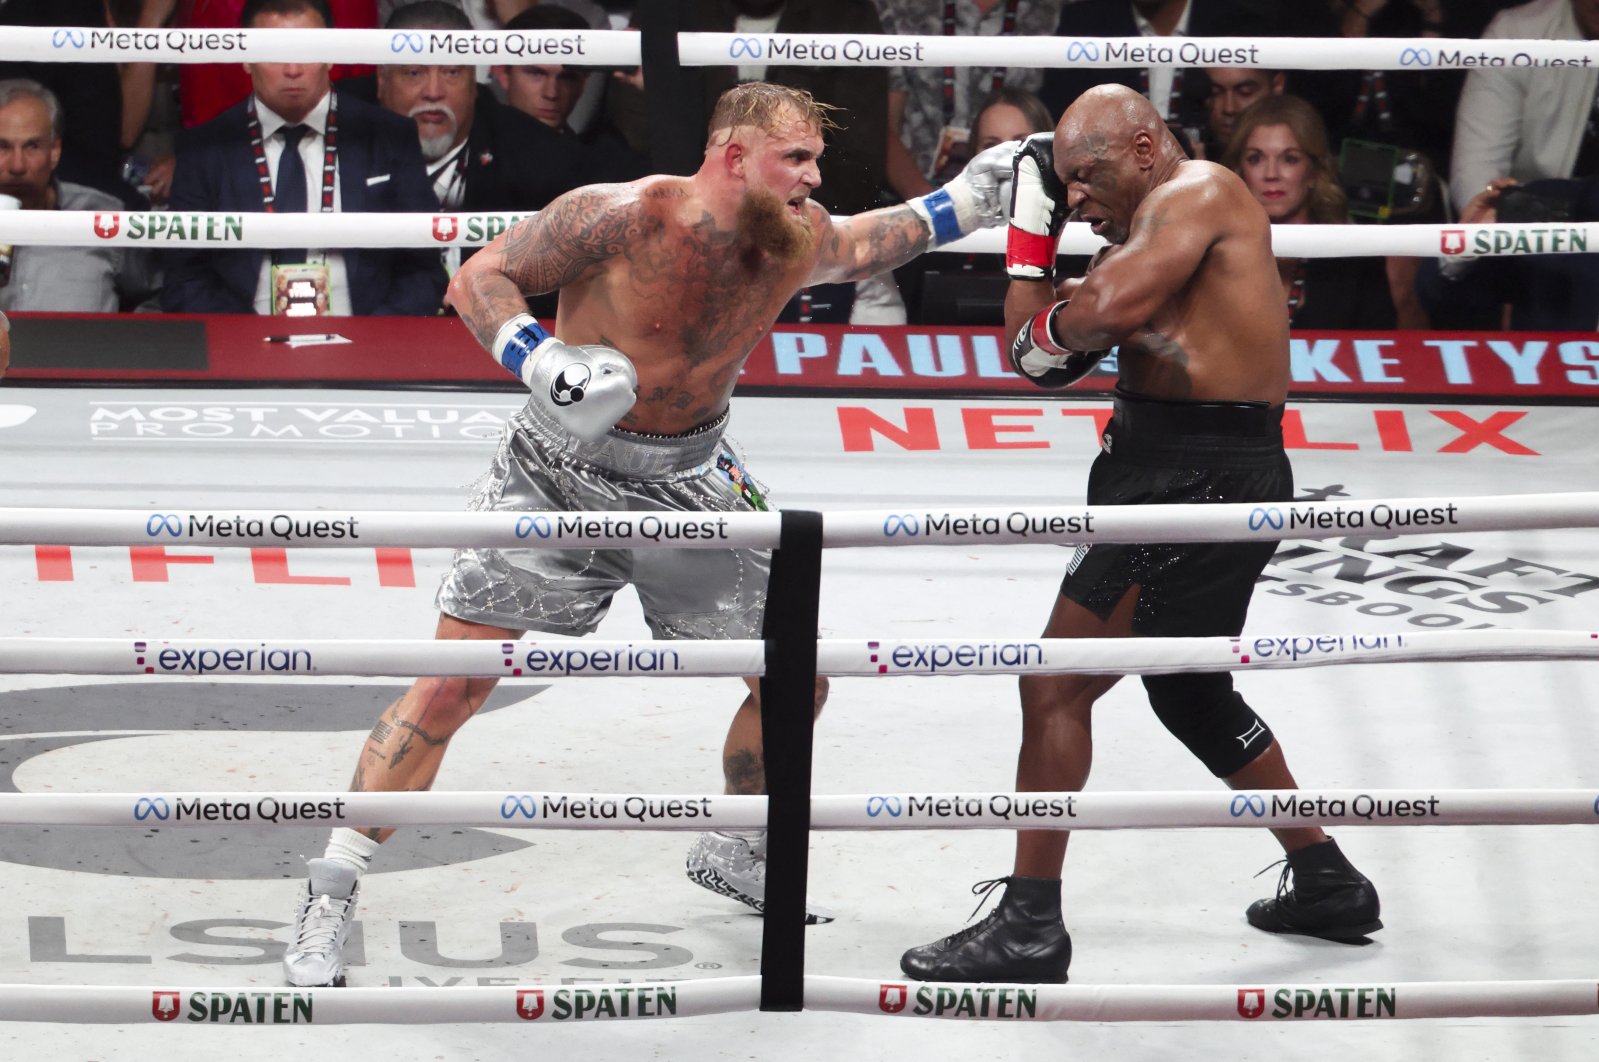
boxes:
[513,401,729,477]
[1110,388,1284,445]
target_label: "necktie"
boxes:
[273,124,309,265]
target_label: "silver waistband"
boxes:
[512,399,730,479]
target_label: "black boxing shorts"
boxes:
[1062,389,1292,637]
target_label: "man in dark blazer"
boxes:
[161,0,444,316]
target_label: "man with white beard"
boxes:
[375,1,594,281]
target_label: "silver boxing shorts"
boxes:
[435,399,771,640]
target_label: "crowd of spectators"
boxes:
[0,0,1591,328]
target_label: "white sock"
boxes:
[322,828,381,878]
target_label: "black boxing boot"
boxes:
[900,876,1071,983]
[1246,838,1382,942]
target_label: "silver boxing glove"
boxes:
[908,139,1020,245]
[493,313,638,441]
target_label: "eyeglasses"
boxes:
[392,66,473,87]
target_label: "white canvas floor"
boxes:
[0,387,1596,1059]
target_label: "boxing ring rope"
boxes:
[0,788,1595,830]
[0,209,1589,259]
[3,23,1597,1037]
[1,630,1596,678]
[4,490,1598,548]
[0,27,1592,69]
[0,975,1593,1024]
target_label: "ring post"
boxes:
[758,509,823,1011]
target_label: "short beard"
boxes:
[410,103,459,162]
[736,189,815,262]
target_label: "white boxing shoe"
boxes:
[283,858,359,987]
[685,831,834,925]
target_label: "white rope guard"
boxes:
[2,630,1594,678]
[0,508,783,549]
[805,975,1599,1021]
[0,791,768,829]
[4,493,1596,549]
[0,211,1592,259]
[678,33,1599,71]
[0,975,1586,1023]
[0,977,760,1024]
[6,28,1592,71]
[0,789,1593,829]
[0,27,638,65]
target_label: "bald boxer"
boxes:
[283,81,1019,987]
[900,85,1381,984]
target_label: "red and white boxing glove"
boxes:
[1006,133,1071,282]
[1008,301,1108,389]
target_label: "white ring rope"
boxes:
[0,789,1593,829]
[0,977,759,1024]
[0,210,1590,259]
[804,975,1599,1022]
[0,27,638,66]
[2,630,1594,679]
[3,27,1593,70]
[2,492,1594,549]
[0,974,1589,1024]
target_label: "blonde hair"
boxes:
[706,81,838,146]
[1221,94,1348,224]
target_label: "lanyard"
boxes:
[430,144,470,210]
[247,93,339,213]
[940,0,1019,126]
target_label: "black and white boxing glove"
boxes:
[907,140,1018,245]
[1008,301,1108,389]
[1006,133,1070,283]
[493,313,638,441]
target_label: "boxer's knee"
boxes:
[1142,673,1273,777]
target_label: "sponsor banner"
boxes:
[3,26,637,65]
[737,326,1599,398]
[804,975,1599,1021]
[807,789,1599,830]
[0,791,767,830]
[0,508,782,551]
[8,315,1599,399]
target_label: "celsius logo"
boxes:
[1249,506,1285,531]
[729,37,762,59]
[501,794,538,819]
[1399,47,1432,66]
[883,514,920,537]
[1065,41,1100,61]
[135,797,172,821]
[391,31,424,53]
[0,404,37,429]
[866,796,903,818]
[1230,794,1266,818]
[514,515,553,539]
[147,513,184,537]
[52,29,86,48]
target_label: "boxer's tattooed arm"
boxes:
[808,205,931,284]
[723,749,764,795]
[452,185,646,350]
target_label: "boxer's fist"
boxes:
[1008,300,1108,389]
[493,313,638,440]
[1007,133,1070,282]
[908,139,1019,245]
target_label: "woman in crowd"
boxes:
[1222,94,1399,330]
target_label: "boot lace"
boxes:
[294,892,355,956]
[934,878,1010,947]
[1253,858,1293,900]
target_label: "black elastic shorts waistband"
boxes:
[1110,388,1284,443]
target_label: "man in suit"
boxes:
[162,0,444,316]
